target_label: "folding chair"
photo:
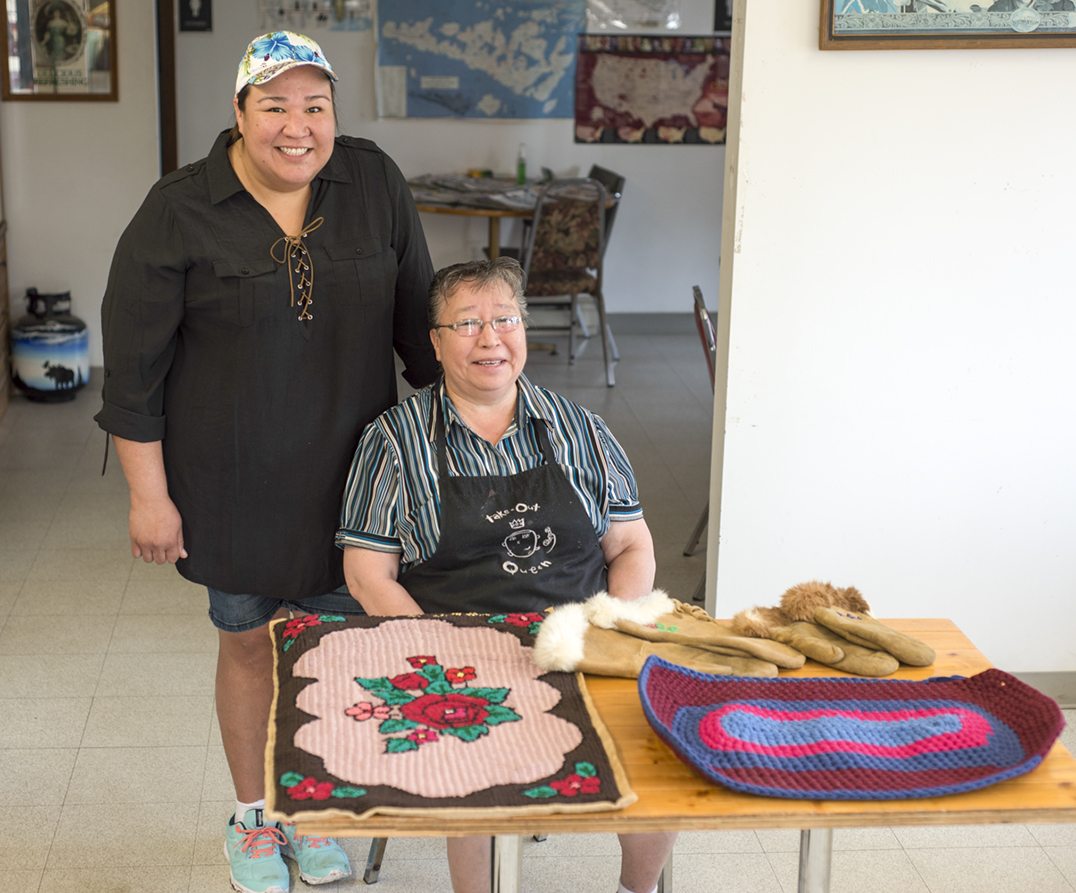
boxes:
[522,178,617,386]
[579,165,626,360]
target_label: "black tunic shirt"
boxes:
[95,130,439,600]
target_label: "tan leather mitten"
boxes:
[585,591,806,670]
[763,619,846,665]
[580,626,764,677]
[732,607,900,677]
[533,602,778,679]
[813,607,936,667]
[779,580,935,667]
[784,620,899,677]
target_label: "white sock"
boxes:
[617,884,657,893]
[235,798,266,824]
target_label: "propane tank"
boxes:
[11,288,90,403]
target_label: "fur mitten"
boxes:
[779,580,872,620]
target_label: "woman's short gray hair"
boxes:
[428,257,529,330]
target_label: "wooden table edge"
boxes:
[296,805,1076,838]
[291,619,1076,839]
[414,203,532,218]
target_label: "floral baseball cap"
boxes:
[235,31,337,97]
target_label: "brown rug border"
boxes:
[265,613,636,823]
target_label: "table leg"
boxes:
[490,834,523,893]
[657,851,673,893]
[488,217,501,260]
[796,829,833,893]
[363,837,387,884]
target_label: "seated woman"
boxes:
[336,257,676,893]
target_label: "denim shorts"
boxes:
[207,583,366,634]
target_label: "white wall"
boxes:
[714,0,1076,672]
[174,2,725,317]
[0,4,723,365]
[1,2,160,366]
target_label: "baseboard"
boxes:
[607,312,694,334]
[1012,671,1076,708]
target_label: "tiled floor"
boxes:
[0,332,1073,893]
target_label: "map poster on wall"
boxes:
[586,0,682,30]
[574,35,730,145]
[257,0,373,32]
[376,0,586,119]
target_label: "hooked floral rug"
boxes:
[267,612,636,822]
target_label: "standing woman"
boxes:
[96,32,438,893]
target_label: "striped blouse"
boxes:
[336,374,643,571]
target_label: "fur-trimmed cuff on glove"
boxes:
[532,602,589,672]
[532,590,672,671]
[533,590,782,678]
[582,589,675,629]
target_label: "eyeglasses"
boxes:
[434,315,522,337]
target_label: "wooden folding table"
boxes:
[295,620,1076,892]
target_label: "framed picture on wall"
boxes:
[1,0,118,100]
[715,0,733,31]
[821,0,1076,49]
[574,35,731,145]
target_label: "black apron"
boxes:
[397,393,609,615]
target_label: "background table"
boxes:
[295,620,1076,891]
[409,176,537,260]
[411,202,532,260]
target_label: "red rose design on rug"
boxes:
[523,762,603,799]
[552,771,601,797]
[287,776,335,800]
[400,691,492,730]
[389,672,430,691]
[292,618,586,798]
[444,666,476,683]
[281,613,346,651]
[346,654,520,754]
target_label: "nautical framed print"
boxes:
[821,0,1076,50]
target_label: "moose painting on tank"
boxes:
[11,289,90,402]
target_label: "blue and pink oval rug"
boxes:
[638,658,1065,800]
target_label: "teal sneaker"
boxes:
[279,822,352,885]
[224,809,290,893]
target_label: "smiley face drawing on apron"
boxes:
[502,516,556,571]
[398,392,608,616]
[496,505,558,580]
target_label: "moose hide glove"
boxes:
[532,601,743,678]
[780,580,936,668]
[731,606,899,678]
[813,607,936,667]
[531,598,779,679]
[589,592,806,670]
